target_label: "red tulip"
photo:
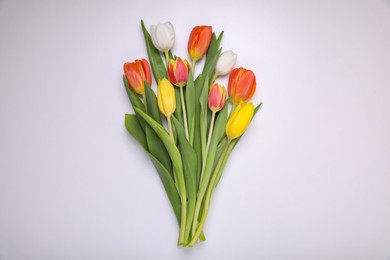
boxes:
[167,57,191,88]
[228,67,256,104]
[188,26,212,61]
[208,83,226,112]
[123,59,152,95]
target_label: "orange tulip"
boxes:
[208,83,226,112]
[188,26,212,61]
[228,67,256,104]
[123,59,152,95]
[167,57,191,88]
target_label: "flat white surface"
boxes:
[1,0,390,259]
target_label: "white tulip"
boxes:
[215,50,237,76]
[150,22,175,53]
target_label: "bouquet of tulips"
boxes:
[123,20,261,247]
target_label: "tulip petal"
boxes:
[175,58,189,84]
[141,58,153,86]
[236,70,256,102]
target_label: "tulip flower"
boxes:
[188,26,212,62]
[168,57,191,88]
[208,83,226,112]
[123,59,152,95]
[150,22,175,53]
[158,78,176,138]
[228,67,256,104]
[158,78,176,116]
[168,57,191,139]
[205,83,226,172]
[215,51,237,77]
[226,101,254,139]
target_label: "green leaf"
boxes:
[124,114,180,223]
[134,107,187,244]
[193,75,204,188]
[141,20,167,82]
[123,75,146,131]
[172,117,197,244]
[134,108,184,181]
[144,83,173,175]
[174,87,183,126]
[201,32,224,84]
[144,82,162,124]
[186,72,196,146]
[199,76,209,163]
[149,155,181,223]
[214,136,228,169]
[124,114,147,150]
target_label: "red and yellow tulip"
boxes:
[208,83,226,112]
[228,67,256,104]
[123,59,152,95]
[188,26,213,61]
[168,57,191,88]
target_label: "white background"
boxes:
[1,0,390,259]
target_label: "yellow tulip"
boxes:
[226,101,254,139]
[157,78,176,116]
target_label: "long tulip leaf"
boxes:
[199,77,209,163]
[172,116,197,244]
[174,87,184,126]
[124,114,180,223]
[193,75,204,187]
[123,75,146,131]
[149,155,181,223]
[185,71,196,146]
[124,114,147,150]
[144,83,173,174]
[141,20,167,82]
[134,107,187,244]
[202,32,223,84]
[144,82,162,124]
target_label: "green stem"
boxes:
[142,93,147,110]
[191,110,216,237]
[189,139,231,246]
[211,73,217,83]
[164,51,170,67]
[229,100,238,119]
[200,110,216,184]
[177,174,187,246]
[167,115,174,140]
[191,60,196,77]
[180,86,189,141]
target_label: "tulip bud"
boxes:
[168,57,191,88]
[150,22,175,52]
[228,67,256,104]
[215,51,237,76]
[188,26,212,61]
[123,59,152,95]
[157,78,176,116]
[226,101,254,139]
[208,83,226,112]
